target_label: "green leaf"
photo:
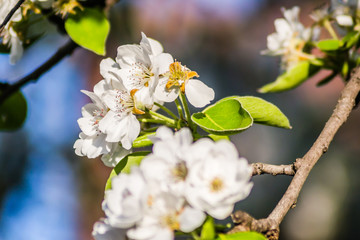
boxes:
[0,91,27,131]
[259,61,320,93]
[217,232,267,240]
[201,217,215,240]
[132,132,155,148]
[191,99,253,136]
[104,151,150,191]
[220,96,291,129]
[317,39,341,51]
[341,31,360,49]
[208,134,230,141]
[65,8,110,55]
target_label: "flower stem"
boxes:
[174,99,184,119]
[324,19,338,40]
[154,102,178,120]
[138,118,175,128]
[179,92,195,131]
[191,231,201,240]
[148,110,176,125]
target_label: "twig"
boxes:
[231,67,360,239]
[251,163,296,176]
[0,39,78,104]
[0,0,25,33]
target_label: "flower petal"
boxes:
[185,79,215,108]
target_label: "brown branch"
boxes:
[251,163,296,176]
[0,0,25,33]
[231,68,360,239]
[0,39,78,105]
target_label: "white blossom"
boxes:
[103,167,148,228]
[140,127,194,195]
[335,14,354,26]
[262,6,318,70]
[74,79,131,166]
[185,139,253,219]
[0,0,23,64]
[127,191,205,240]
[155,61,215,108]
[92,219,127,240]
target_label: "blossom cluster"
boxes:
[74,33,214,167]
[92,127,253,240]
[262,3,360,71]
[0,0,23,64]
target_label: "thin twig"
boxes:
[0,0,25,33]
[0,39,78,104]
[231,67,360,239]
[251,163,296,176]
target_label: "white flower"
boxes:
[98,81,142,150]
[140,127,194,195]
[185,139,253,219]
[92,219,127,240]
[74,79,131,165]
[103,167,148,228]
[335,14,354,26]
[127,191,205,240]
[155,61,215,108]
[0,0,23,64]
[262,6,317,70]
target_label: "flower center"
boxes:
[165,61,199,93]
[114,89,145,116]
[162,213,180,230]
[171,161,188,181]
[129,62,154,89]
[210,177,224,192]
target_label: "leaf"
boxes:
[0,91,27,131]
[220,96,291,129]
[201,217,215,240]
[259,61,320,93]
[341,31,360,49]
[208,134,230,141]
[217,232,267,240]
[104,151,150,191]
[65,8,110,55]
[317,39,341,51]
[191,99,253,136]
[132,132,155,148]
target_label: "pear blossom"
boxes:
[262,6,318,70]
[140,127,194,195]
[102,167,148,228]
[0,0,23,64]
[155,61,215,108]
[185,139,253,219]
[74,79,131,166]
[92,220,127,240]
[127,191,205,240]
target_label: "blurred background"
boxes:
[0,0,359,239]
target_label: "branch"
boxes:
[0,39,78,104]
[0,0,25,33]
[251,163,296,176]
[231,68,360,239]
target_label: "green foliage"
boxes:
[105,151,150,191]
[316,39,341,51]
[259,61,320,93]
[65,8,110,55]
[0,91,27,131]
[133,132,155,148]
[208,134,230,141]
[201,217,215,240]
[217,232,267,240]
[191,99,253,136]
[219,96,291,129]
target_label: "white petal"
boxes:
[153,53,173,74]
[336,15,354,26]
[185,79,215,108]
[9,31,23,65]
[207,204,234,220]
[116,44,151,69]
[101,144,131,167]
[179,206,206,232]
[154,78,179,102]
